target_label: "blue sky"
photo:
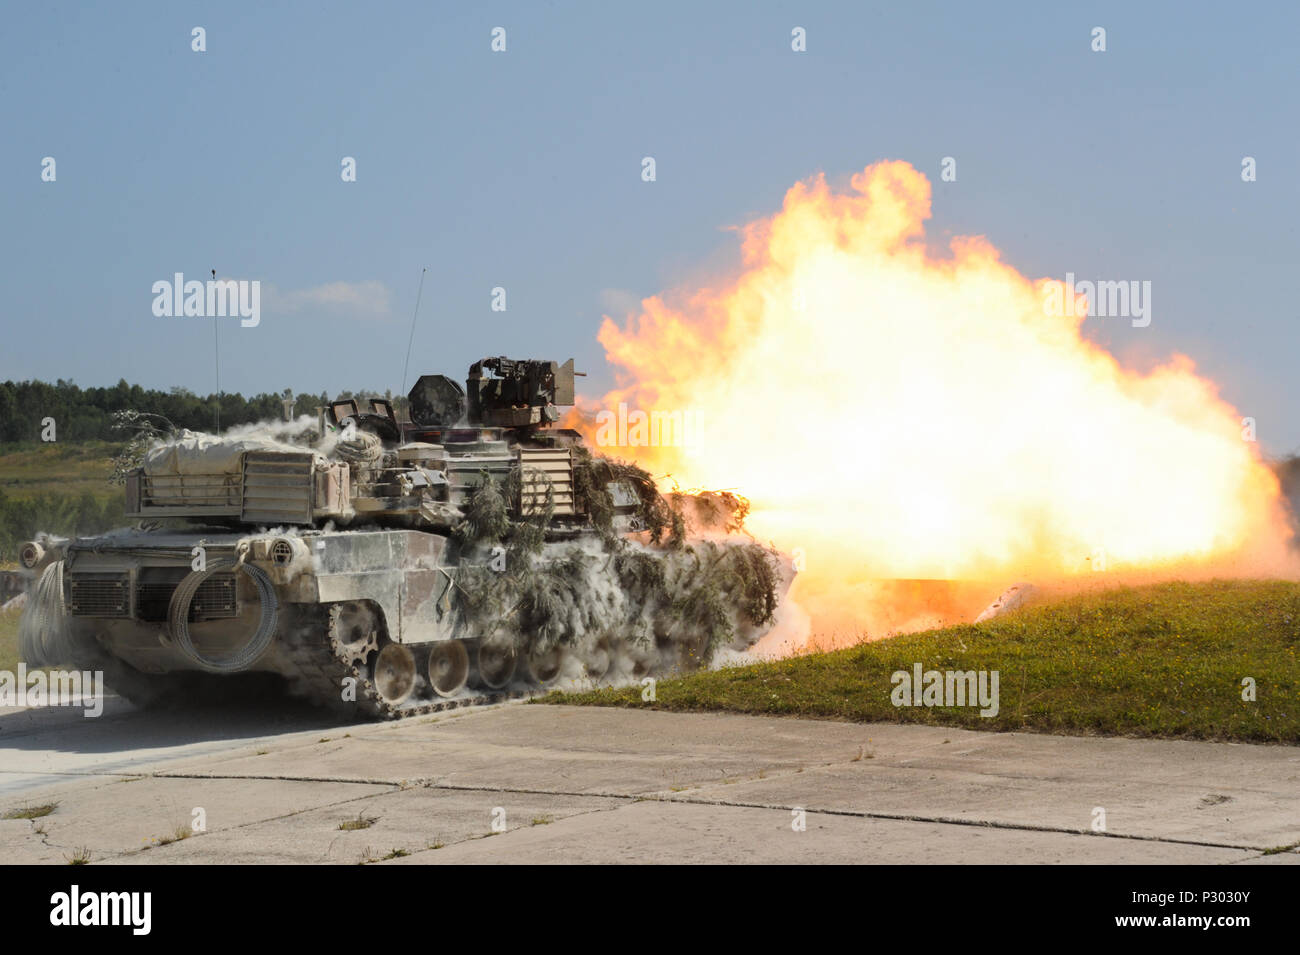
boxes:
[3,1,1298,451]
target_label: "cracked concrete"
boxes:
[1,696,1297,864]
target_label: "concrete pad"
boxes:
[0,774,387,864]
[665,757,1298,849]
[3,703,1297,863]
[389,802,1254,865]
[1233,850,1300,864]
[149,703,847,793]
[104,787,623,865]
[0,694,344,796]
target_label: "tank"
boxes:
[17,357,792,719]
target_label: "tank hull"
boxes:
[24,523,792,718]
[50,528,460,673]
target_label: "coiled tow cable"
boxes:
[167,557,278,673]
[18,560,68,667]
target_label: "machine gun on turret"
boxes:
[402,356,582,432]
[466,357,581,428]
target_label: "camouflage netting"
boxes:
[570,445,681,545]
[450,461,784,670]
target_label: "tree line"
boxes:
[0,378,404,443]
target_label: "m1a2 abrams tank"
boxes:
[18,357,790,719]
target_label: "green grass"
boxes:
[0,610,19,674]
[1262,841,1300,855]
[338,814,377,831]
[3,803,57,820]
[547,580,1300,743]
[147,824,193,847]
[0,441,122,500]
[0,441,127,562]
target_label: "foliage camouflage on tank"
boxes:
[17,357,793,718]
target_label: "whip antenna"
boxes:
[401,267,429,398]
[212,268,221,434]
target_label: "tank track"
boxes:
[278,608,528,721]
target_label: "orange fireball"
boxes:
[576,161,1297,640]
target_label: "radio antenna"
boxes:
[401,267,429,399]
[212,268,221,434]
